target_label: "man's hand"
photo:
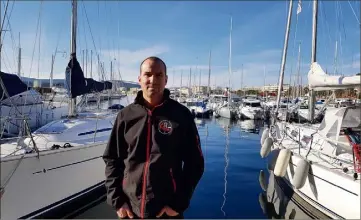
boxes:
[156,206,179,218]
[117,203,134,219]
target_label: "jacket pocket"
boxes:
[170,168,176,193]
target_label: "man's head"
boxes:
[138,56,168,103]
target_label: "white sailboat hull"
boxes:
[0,143,107,219]
[268,149,360,219]
[217,107,236,119]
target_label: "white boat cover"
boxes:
[308,62,360,91]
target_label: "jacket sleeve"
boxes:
[103,112,129,211]
[169,112,205,213]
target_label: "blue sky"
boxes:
[1,0,360,89]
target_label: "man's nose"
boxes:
[148,75,157,83]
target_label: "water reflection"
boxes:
[238,119,263,134]
[221,124,230,217]
[194,118,210,127]
[258,168,326,219]
[215,117,237,131]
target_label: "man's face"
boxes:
[138,59,168,98]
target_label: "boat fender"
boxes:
[274,149,291,177]
[259,170,267,191]
[292,159,310,189]
[258,192,267,214]
[267,150,280,171]
[260,128,269,145]
[260,137,273,158]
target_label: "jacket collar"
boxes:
[134,88,170,107]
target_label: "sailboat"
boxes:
[0,1,118,218]
[0,72,68,137]
[216,16,237,120]
[259,0,361,219]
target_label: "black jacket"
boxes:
[103,89,204,218]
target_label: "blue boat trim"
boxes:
[32,156,102,174]
[78,127,112,136]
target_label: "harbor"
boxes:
[1,0,360,219]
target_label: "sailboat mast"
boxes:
[296,42,301,97]
[17,32,21,77]
[50,54,54,87]
[207,49,211,96]
[228,16,232,108]
[198,69,201,89]
[275,0,293,114]
[0,3,12,101]
[263,66,266,99]
[69,0,77,117]
[86,49,88,77]
[241,64,243,96]
[180,69,183,88]
[308,0,318,122]
[90,50,93,78]
[189,67,192,96]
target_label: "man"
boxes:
[103,56,205,219]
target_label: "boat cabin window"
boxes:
[251,102,261,107]
[244,102,261,107]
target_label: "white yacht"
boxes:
[185,98,211,118]
[239,99,263,120]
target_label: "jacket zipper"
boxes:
[170,168,176,193]
[140,110,152,218]
[140,103,165,218]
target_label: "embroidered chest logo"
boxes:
[158,120,173,135]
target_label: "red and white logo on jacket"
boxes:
[158,120,173,135]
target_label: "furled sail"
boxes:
[65,53,112,98]
[308,62,360,91]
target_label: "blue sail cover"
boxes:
[0,71,28,101]
[84,78,112,93]
[103,81,113,90]
[65,53,112,98]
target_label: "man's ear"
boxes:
[165,75,168,85]
[138,75,141,83]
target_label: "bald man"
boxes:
[103,56,204,219]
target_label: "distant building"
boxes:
[192,86,208,94]
[263,84,289,92]
[179,87,191,96]
[242,86,263,91]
